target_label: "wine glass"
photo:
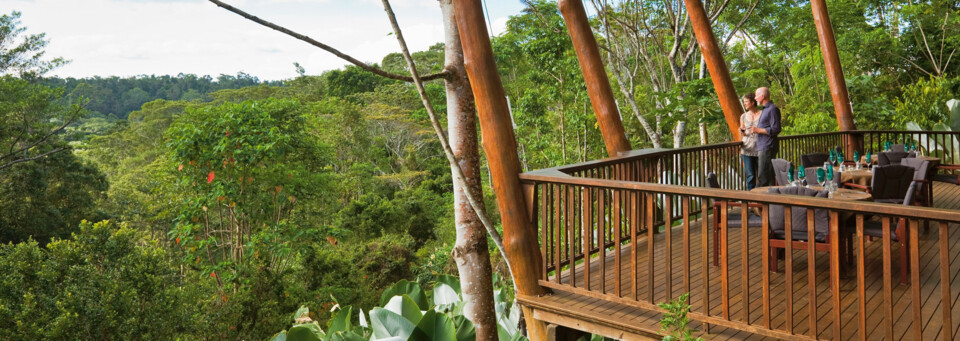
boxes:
[816,168,826,188]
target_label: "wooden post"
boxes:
[557,0,631,156]
[681,0,742,141]
[452,0,549,339]
[810,0,856,132]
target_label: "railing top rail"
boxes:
[519,172,960,222]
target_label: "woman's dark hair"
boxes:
[742,92,757,106]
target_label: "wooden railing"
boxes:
[519,130,960,340]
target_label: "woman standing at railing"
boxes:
[740,92,762,190]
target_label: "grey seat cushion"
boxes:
[767,186,830,237]
[871,165,915,201]
[725,211,763,228]
[772,230,827,243]
[878,151,910,166]
[772,159,792,186]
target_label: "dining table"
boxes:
[751,185,873,201]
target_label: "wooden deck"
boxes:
[519,182,960,340]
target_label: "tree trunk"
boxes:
[439,1,498,340]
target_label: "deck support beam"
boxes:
[811,0,856,132]
[811,0,861,155]
[557,0,631,156]
[452,0,549,339]
[681,0,742,141]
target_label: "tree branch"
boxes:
[0,147,66,171]
[207,0,449,82]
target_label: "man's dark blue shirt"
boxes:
[756,102,781,151]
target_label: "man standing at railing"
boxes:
[749,87,782,187]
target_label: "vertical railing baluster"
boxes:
[583,187,592,291]
[882,217,894,340]
[700,196,710,333]
[910,219,922,341]
[785,206,794,335]
[665,196,673,301]
[830,211,841,340]
[807,209,817,338]
[683,197,691,298]
[554,184,562,283]
[761,204,770,329]
[567,185,575,287]
[940,220,953,341]
[631,190,639,301]
[857,214,866,341]
[721,201,729,320]
[741,202,750,323]
[647,192,655,303]
[599,187,607,295]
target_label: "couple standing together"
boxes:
[739,87,781,191]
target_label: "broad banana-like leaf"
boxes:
[359,309,369,328]
[453,315,476,341]
[380,280,428,309]
[270,332,288,341]
[432,283,460,310]
[286,323,324,341]
[409,310,456,341]
[369,308,416,340]
[328,306,352,334]
[947,99,960,132]
[432,275,461,296]
[327,331,367,341]
[384,295,423,325]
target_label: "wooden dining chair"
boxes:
[844,182,917,284]
[844,164,914,204]
[878,151,909,166]
[707,172,762,266]
[900,157,932,207]
[771,159,792,186]
[765,186,844,276]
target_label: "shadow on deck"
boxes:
[518,182,960,340]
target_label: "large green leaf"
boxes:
[432,283,461,312]
[432,275,461,296]
[384,295,424,324]
[328,306,352,334]
[453,315,476,341]
[380,279,428,309]
[369,307,416,340]
[947,99,960,132]
[409,310,456,341]
[285,324,324,341]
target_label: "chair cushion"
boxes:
[901,158,931,181]
[772,159,792,186]
[767,186,830,235]
[725,212,763,228]
[861,220,899,240]
[871,165,914,200]
[771,229,827,243]
[879,151,909,166]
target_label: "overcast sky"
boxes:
[7,0,526,81]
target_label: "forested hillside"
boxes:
[1,0,958,339]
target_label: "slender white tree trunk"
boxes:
[439,1,498,340]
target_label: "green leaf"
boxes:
[369,307,416,340]
[453,315,476,341]
[381,279,428,309]
[432,283,460,309]
[385,295,424,324]
[328,306,352,334]
[270,331,288,341]
[286,324,323,341]
[409,310,456,341]
[948,99,960,132]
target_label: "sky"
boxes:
[7,0,527,81]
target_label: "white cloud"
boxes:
[6,0,524,80]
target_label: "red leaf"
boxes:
[207,171,215,183]
[178,164,183,171]
[175,237,180,244]
[211,272,217,278]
